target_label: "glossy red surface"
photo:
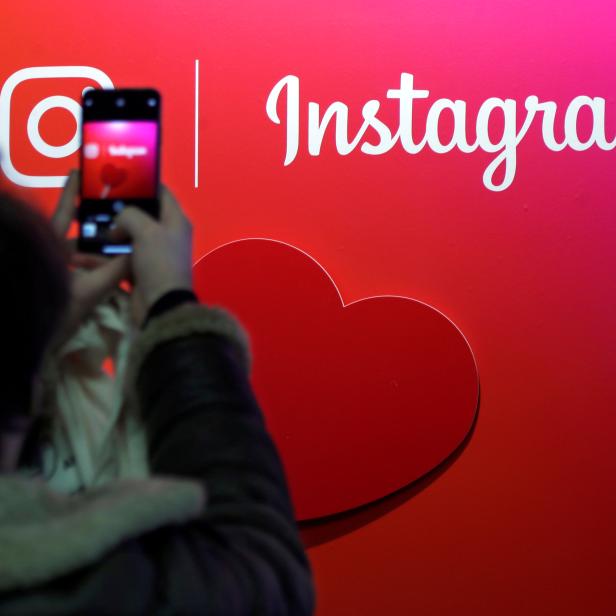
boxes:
[2,1,615,613]
[194,239,478,520]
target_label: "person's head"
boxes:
[0,192,69,467]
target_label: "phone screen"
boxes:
[79,89,161,254]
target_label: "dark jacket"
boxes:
[0,302,315,615]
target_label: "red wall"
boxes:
[1,1,615,613]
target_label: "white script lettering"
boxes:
[265,73,616,192]
[108,144,147,159]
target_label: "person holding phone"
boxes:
[0,174,315,614]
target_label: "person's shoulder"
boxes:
[128,302,252,383]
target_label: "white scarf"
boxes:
[37,290,149,493]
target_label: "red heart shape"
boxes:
[100,163,127,188]
[194,239,479,520]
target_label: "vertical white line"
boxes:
[194,59,199,188]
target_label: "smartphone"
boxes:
[78,88,161,254]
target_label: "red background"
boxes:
[193,238,479,521]
[2,1,616,613]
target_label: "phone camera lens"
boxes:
[116,97,126,108]
[147,98,157,107]
[84,98,94,107]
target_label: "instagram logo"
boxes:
[0,66,114,188]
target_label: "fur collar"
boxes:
[0,474,205,592]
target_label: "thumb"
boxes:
[110,206,156,241]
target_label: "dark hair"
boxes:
[0,192,70,421]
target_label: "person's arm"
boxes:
[114,188,314,614]
[130,302,314,614]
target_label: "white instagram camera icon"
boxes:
[0,66,114,188]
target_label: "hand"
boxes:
[109,186,193,325]
[50,170,130,349]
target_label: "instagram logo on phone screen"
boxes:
[0,66,113,188]
[82,121,158,198]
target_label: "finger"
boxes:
[160,185,190,229]
[64,238,108,269]
[85,254,131,293]
[111,206,156,240]
[71,252,109,270]
[51,170,80,237]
